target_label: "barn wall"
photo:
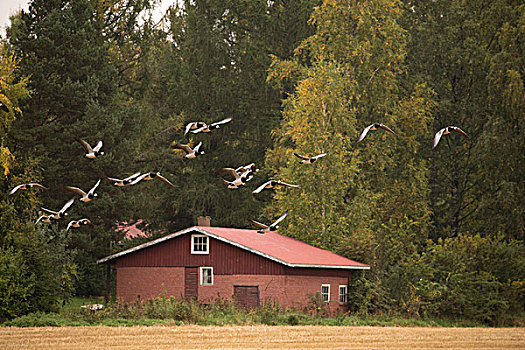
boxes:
[116,267,184,302]
[199,274,350,311]
[116,233,285,275]
[116,267,350,311]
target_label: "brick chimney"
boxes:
[197,216,211,226]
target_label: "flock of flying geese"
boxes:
[7,112,468,234]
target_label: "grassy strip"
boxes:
[0,296,495,328]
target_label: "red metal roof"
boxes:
[197,226,369,269]
[99,226,369,270]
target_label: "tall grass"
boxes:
[2,295,493,327]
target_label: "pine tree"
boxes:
[7,0,143,295]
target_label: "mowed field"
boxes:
[1,325,524,350]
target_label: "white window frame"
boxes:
[338,285,348,303]
[200,267,213,285]
[321,284,330,302]
[191,234,209,254]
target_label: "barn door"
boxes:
[184,267,198,299]
[234,285,259,309]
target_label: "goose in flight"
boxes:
[235,163,258,182]
[9,183,48,195]
[252,180,299,194]
[63,179,101,202]
[248,211,289,233]
[184,121,207,136]
[217,167,254,189]
[191,117,232,134]
[433,126,468,149]
[40,198,75,220]
[294,152,327,164]
[171,142,204,158]
[66,218,93,232]
[76,139,104,158]
[236,163,259,175]
[105,172,142,187]
[130,172,175,188]
[357,123,396,142]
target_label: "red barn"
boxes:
[98,219,369,311]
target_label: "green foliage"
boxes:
[0,246,36,321]
[2,295,490,327]
[388,234,525,325]
[0,226,77,322]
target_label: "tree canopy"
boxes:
[0,0,523,324]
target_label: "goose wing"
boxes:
[277,181,299,188]
[378,124,397,135]
[433,128,446,149]
[63,186,87,197]
[40,207,59,215]
[312,152,328,160]
[105,175,122,183]
[155,174,175,187]
[36,215,49,224]
[172,144,193,154]
[252,181,272,194]
[451,126,468,138]
[88,179,101,195]
[66,220,76,232]
[184,122,196,135]
[59,198,75,214]
[123,172,142,181]
[191,125,208,134]
[211,117,232,126]
[193,142,203,153]
[248,219,269,230]
[26,183,48,190]
[357,125,373,142]
[9,184,24,195]
[129,173,148,185]
[293,153,310,161]
[270,211,289,227]
[216,168,240,180]
[76,139,93,153]
[93,140,103,152]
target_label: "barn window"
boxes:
[339,285,348,303]
[321,284,330,302]
[191,234,209,254]
[200,267,213,285]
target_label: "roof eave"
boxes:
[288,264,370,270]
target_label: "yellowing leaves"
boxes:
[0,146,14,178]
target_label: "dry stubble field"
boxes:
[1,325,524,350]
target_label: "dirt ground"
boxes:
[1,325,524,350]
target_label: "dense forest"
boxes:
[0,0,523,325]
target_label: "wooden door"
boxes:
[184,267,198,299]
[233,285,259,309]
